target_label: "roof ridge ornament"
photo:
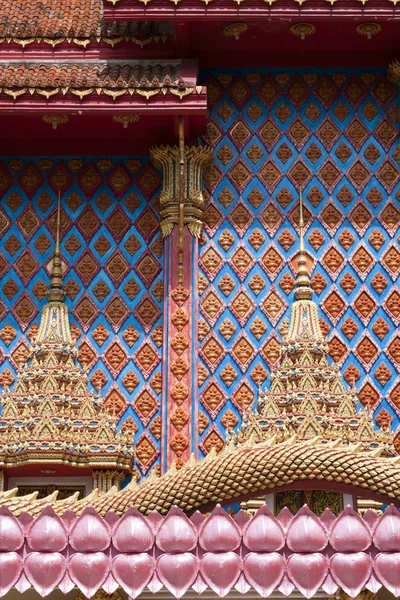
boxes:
[294,189,313,301]
[48,190,65,303]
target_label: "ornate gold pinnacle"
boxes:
[294,190,313,301]
[0,191,134,478]
[233,196,394,457]
[48,192,65,303]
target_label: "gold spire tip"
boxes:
[48,191,65,302]
[294,189,312,301]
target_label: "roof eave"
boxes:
[104,0,400,21]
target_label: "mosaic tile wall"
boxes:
[198,68,400,456]
[0,157,163,476]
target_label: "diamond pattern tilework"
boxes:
[0,157,162,476]
[199,68,400,456]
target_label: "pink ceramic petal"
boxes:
[330,507,371,552]
[363,509,379,532]
[112,553,155,598]
[277,508,294,532]
[330,552,372,597]
[243,506,285,552]
[287,506,328,552]
[321,574,338,596]
[234,510,250,530]
[192,574,207,594]
[200,552,242,597]
[365,573,382,594]
[373,505,400,551]
[28,507,68,552]
[191,512,206,527]
[15,573,31,594]
[374,552,400,597]
[157,553,199,597]
[102,574,119,595]
[25,552,66,596]
[0,508,24,551]
[112,508,154,553]
[287,553,328,598]
[243,552,285,597]
[278,575,295,596]
[148,573,163,593]
[235,573,251,594]
[199,506,241,552]
[320,509,337,533]
[0,552,22,596]
[69,507,110,552]
[58,573,75,594]
[69,552,110,598]
[157,507,197,553]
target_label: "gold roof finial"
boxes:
[294,189,313,301]
[48,191,65,302]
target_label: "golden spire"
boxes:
[48,192,65,302]
[294,190,313,301]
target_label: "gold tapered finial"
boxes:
[48,191,65,302]
[294,190,312,301]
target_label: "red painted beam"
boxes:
[0,42,177,61]
[0,90,207,115]
[104,0,400,22]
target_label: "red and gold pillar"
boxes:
[151,139,212,472]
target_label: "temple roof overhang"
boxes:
[0,0,103,38]
[0,0,173,46]
[104,0,400,21]
[0,59,200,99]
[0,58,207,150]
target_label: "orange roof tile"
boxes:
[0,0,173,40]
[0,0,102,38]
[0,60,192,89]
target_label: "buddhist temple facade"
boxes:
[0,0,400,599]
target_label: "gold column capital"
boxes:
[150,144,213,238]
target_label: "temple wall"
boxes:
[0,157,163,477]
[0,68,400,475]
[197,67,400,456]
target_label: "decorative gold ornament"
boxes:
[289,22,316,40]
[222,23,248,40]
[112,115,140,129]
[151,119,212,282]
[389,60,400,85]
[295,191,313,301]
[356,22,381,40]
[233,191,394,457]
[42,115,69,130]
[150,144,213,239]
[0,195,134,480]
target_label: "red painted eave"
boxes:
[0,91,207,114]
